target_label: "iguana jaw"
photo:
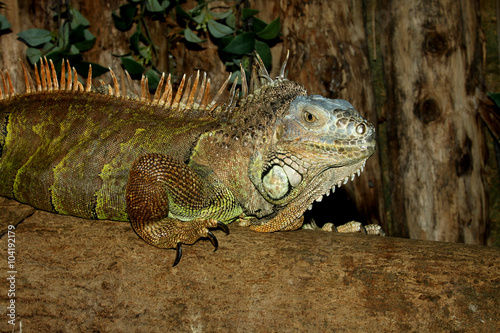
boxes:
[248,159,371,233]
[305,159,369,210]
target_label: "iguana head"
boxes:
[244,72,376,231]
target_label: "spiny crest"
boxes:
[0,51,292,118]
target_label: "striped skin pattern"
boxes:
[0,55,380,265]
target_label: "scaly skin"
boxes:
[0,57,378,265]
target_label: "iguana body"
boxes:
[0,56,379,265]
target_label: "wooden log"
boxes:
[0,198,498,332]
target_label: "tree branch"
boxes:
[0,197,498,332]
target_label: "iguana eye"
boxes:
[303,110,317,122]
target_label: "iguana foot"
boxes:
[131,217,229,266]
[303,220,385,236]
[173,220,229,266]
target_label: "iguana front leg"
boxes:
[126,153,239,266]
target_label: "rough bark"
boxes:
[0,197,498,332]
[379,0,488,243]
[254,0,386,229]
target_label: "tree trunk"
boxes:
[0,197,498,332]
[379,0,488,243]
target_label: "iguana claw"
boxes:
[217,221,230,235]
[207,230,218,251]
[207,221,230,251]
[173,243,183,267]
[172,221,230,266]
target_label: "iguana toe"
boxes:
[173,243,183,267]
[303,220,385,236]
[172,223,229,266]
[207,222,231,251]
[207,230,218,251]
[217,221,230,235]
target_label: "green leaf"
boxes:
[0,14,11,30]
[210,10,232,20]
[74,61,109,78]
[188,3,205,16]
[242,8,259,20]
[70,8,90,29]
[193,12,206,25]
[68,44,80,55]
[175,4,193,21]
[74,30,96,51]
[255,40,272,69]
[18,29,52,47]
[113,2,140,31]
[488,93,500,109]
[41,41,58,53]
[184,28,204,43]
[44,50,64,65]
[60,21,70,46]
[139,46,151,62]
[145,0,168,13]
[225,13,235,29]
[112,13,130,31]
[121,3,138,21]
[129,31,141,54]
[26,47,42,65]
[251,18,267,33]
[223,32,255,55]
[83,29,95,42]
[121,57,145,75]
[256,17,280,40]
[207,19,233,38]
[69,25,86,42]
[119,3,138,25]
[145,69,160,90]
[138,30,149,45]
[229,71,240,83]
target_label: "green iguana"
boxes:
[0,54,381,265]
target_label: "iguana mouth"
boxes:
[304,159,367,211]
